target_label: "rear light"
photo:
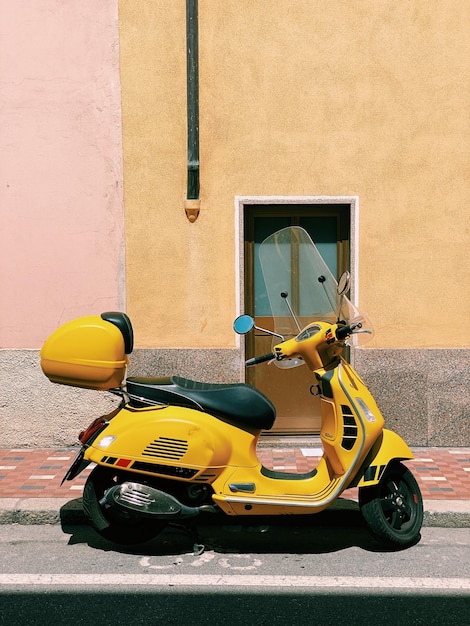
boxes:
[78,405,122,445]
[79,417,107,444]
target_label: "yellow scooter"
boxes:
[41,227,423,548]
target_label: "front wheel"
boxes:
[359,461,423,549]
[83,466,166,545]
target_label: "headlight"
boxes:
[356,398,376,422]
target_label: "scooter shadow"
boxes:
[60,497,393,555]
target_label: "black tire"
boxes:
[359,461,423,549]
[83,466,166,545]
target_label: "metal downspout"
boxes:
[185,0,200,222]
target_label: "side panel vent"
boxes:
[340,405,358,451]
[142,437,189,460]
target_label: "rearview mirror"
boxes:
[233,314,255,335]
[337,271,351,296]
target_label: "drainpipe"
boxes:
[185,0,200,222]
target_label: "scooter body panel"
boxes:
[211,456,342,516]
[317,359,385,476]
[77,356,405,517]
[353,429,414,487]
[209,362,389,516]
[83,404,260,484]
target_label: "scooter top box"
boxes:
[40,313,133,390]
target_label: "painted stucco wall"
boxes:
[0,1,124,447]
[0,0,125,349]
[120,0,469,350]
[1,1,468,447]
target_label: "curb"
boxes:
[0,497,468,528]
[421,500,470,529]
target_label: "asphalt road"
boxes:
[0,521,469,625]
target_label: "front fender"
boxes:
[352,429,413,488]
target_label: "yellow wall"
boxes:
[119,0,469,349]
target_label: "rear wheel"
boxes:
[359,462,423,549]
[83,466,166,545]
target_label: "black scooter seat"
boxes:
[126,375,276,431]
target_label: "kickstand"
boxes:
[168,521,205,556]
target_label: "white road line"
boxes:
[0,574,469,590]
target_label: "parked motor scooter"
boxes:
[40,226,423,549]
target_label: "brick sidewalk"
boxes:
[1,447,469,501]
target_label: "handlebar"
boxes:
[245,352,275,367]
[246,322,366,365]
[336,322,362,340]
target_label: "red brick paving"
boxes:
[257,447,470,500]
[0,447,468,500]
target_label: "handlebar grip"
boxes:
[336,324,353,340]
[245,352,275,367]
[336,322,362,340]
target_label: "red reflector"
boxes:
[116,458,132,468]
[79,417,106,444]
[413,493,418,503]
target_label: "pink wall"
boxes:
[0,0,124,348]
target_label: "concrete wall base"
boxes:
[1,348,468,448]
[354,348,470,447]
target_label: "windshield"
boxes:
[258,227,373,364]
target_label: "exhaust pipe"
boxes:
[101,482,216,519]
